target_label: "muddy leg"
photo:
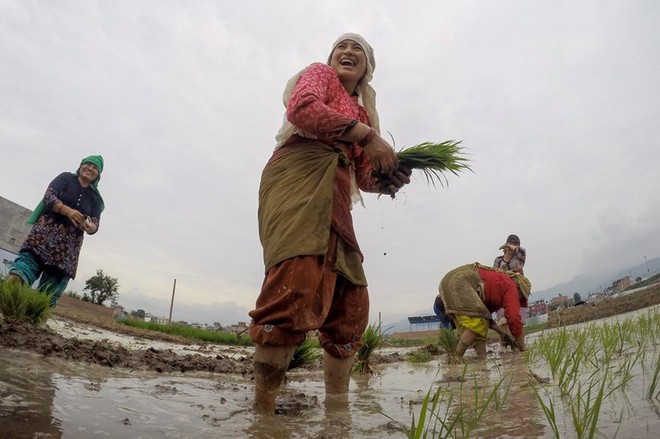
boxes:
[253,344,296,416]
[323,351,354,410]
[324,351,354,394]
[473,339,487,358]
[456,329,479,357]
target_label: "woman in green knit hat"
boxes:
[8,155,105,306]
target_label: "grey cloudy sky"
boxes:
[2,1,659,326]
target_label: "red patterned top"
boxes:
[477,268,525,337]
[285,62,378,191]
[287,63,371,144]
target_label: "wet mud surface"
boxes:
[0,284,656,377]
[1,344,540,438]
[1,284,659,438]
[0,321,253,375]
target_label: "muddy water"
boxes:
[0,347,497,437]
[1,346,548,438]
[2,312,660,438]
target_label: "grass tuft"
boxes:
[0,280,52,325]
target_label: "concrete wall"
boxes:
[0,196,32,254]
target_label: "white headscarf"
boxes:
[275,33,380,148]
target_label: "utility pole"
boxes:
[644,256,650,273]
[168,279,177,325]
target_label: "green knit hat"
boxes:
[79,155,104,176]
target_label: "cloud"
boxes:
[2,1,659,326]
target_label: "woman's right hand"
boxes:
[58,203,85,229]
[363,135,399,175]
[345,122,398,175]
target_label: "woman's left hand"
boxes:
[82,217,97,234]
[379,165,412,196]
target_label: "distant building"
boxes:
[0,196,32,275]
[145,314,168,324]
[550,294,571,309]
[407,315,441,332]
[611,276,631,293]
[229,321,249,335]
[528,299,547,316]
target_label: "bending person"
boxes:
[437,263,531,358]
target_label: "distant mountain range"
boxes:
[532,256,660,301]
[384,256,660,334]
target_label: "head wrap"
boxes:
[511,273,532,298]
[473,262,531,298]
[326,33,379,134]
[27,155,106,224]
[78,155,105,213]
[275,32,380,147]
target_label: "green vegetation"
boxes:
[385,336,435,347]
[353,319,386,375]
[530,309,660,438]
[83,269,119,305]
[394,309,660,438]
[117,317,254,346]
[626,272,660,290]
[289,337,322,370]
[392,365,513,438]
[395,140,472,187]
[436,327,459,354]
[0,280,52,325]
[406,348,434,363]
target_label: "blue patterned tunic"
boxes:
[20,172,102,278]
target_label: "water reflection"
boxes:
[2,338,659,438]
[0,351,62,438]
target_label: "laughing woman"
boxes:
[8,155,105,307]
[249,33,411,415]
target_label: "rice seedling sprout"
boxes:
[353,318,386,375]
[288,337,323,370]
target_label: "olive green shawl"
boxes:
[258,141,367,285]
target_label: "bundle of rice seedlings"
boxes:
[353,320,385,375]
[437,327,459,354]
[24,289,54,326]
[379,140,472,194]
[0,280,28,321]
[288,337,322,371]
[0,280,52,325]
[437,327,464,364]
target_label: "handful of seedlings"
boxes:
[379,140,472,197]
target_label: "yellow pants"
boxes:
[455,315,489,338]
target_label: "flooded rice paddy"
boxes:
[1,306,659,438]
